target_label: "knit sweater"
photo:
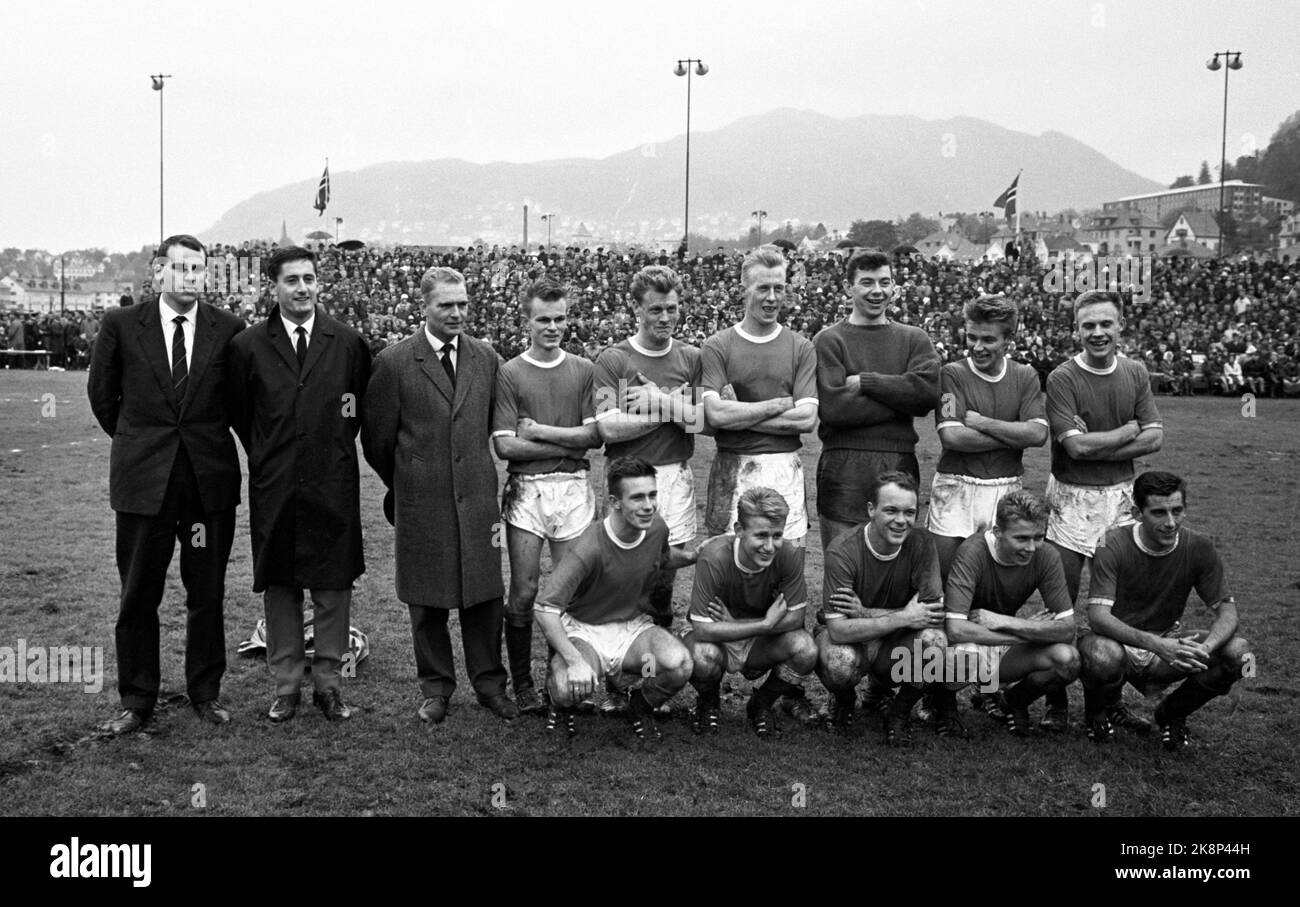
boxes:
[814,320,941,452]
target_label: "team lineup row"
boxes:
[85,238,1249,750]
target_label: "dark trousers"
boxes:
[264,585,351,698]
[113,446,235,711]
[408,597,508,700]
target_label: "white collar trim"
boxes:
[732,538,763,574]
[604,515,645,550]
[735,323,781,344]
[864,526,901,562]
[965,356,1007,383]
[629,336,672,358]
[1132,522,1180,557]
[984,530,1017,567]
[1073,352,1118,375]
[523,349,565,369]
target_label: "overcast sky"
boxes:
[3,0,1295,253]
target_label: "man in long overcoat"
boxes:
[362,266,518,724]
[229,246,371,722]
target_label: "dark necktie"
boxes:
[441,343,456,387]
[295,326,308,370]
[171,315,188,389]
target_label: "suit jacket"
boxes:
[87,299,245,516]
[361,330,503,609]
[228,306,371,591]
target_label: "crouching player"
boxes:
[943,490,1079,737]
[683,488,816,737]
[814,472,946,746]
[1079,471,1251,750]
[535,457,696,741]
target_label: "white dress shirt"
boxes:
[160,298,196,371]
[281,309,316,351]
[425,326,458,371]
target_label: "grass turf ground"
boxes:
[1,369,1298,816]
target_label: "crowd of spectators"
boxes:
[6,240,1300,397]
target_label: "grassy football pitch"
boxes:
[1,369,1297,816]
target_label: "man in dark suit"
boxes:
[87,234,245,734]
[362,266,517,724]
[228,246,371,723]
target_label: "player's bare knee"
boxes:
[1051,644,1080,682]
[691,640,724,681]
[788,631,817,674]
[1219,635,1251,669]
[1079,634,1124,683]
[548,671,574,708]
[509,573,538,605]
[656,640,693,684]
[919,628,947,653]
[818,643,860,691]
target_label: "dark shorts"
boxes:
[815,449,920,524]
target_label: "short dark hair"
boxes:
[1074,290,1124,322]
[867,470,918,506]
[845,249,891,284]
[607,456,657,498]
[265,245,317,282]
[521,275,568,316]
[1133,471,1187,510]
[155,234,205,261]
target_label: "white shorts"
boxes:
[705,450,808,541]
[654,460,698,547]
[953,643,1012,689]
[559,611,656,684]
[1121,625,1207,697]
[926,473,1023,538]
[1045,475,1135,558]
[502,471,596,542]
[723,636,758,676]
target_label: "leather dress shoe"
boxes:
[313,689,353,721]
[268,695,299,723]
[418,695,449,723]
[479,693,520,721]
[192,698,232,725]
[102,708,151,735]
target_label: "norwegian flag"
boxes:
[993,172,1019,219]
[314,160,330,216]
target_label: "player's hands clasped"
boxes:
[901,597,944,629]
[1157,636,1211,673]
[828,586,868,620]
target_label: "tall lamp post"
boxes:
[149,74,171,245]
[540,213,555,249]
[1207,51,1243,257]
[674,58,708,253]
[751,209,767,246]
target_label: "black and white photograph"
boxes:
[0,0,1293,879]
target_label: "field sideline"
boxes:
[1,369,1297,816]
